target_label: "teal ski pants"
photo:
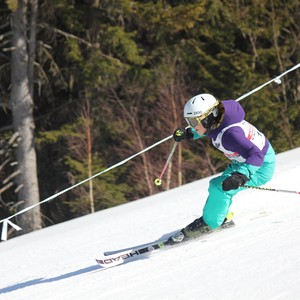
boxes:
[202,145,276,229]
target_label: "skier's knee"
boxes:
[208,176,223,192]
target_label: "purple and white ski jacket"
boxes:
[198,100,270,167]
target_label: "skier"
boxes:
[168,93,276,244]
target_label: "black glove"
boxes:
[173,128,194,142]
[222,172,249,191]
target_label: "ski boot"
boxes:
[167,217,211,245]
[167,212,235,245]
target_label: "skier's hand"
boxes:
[173,128,194,142]
[222,172,249,191]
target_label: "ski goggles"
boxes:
[185,116,202,128]
[185,112,213,129]
[185,115,212,129]
[185,102,219,128]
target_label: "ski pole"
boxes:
[243,185,300,195]
[154,142,178,186]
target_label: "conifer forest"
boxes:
[0,0,299,237]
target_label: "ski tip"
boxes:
[95,249,134,268]
[95,256,125,268]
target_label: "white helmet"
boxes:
[184,94,219,129]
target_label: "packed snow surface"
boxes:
[1,147,300,300]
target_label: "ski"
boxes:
[96,219,235,269]
[96,240,170,268]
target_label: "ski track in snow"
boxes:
[1,147,300,300]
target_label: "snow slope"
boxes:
[1,147,300,300]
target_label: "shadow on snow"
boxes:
[0,265,100,294]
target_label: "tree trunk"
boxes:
[10,0,41,233]
[84,92,95,213]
